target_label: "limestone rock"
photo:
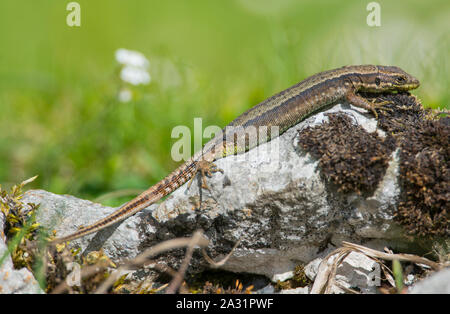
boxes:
[329,252,379,294]
[409,268,450,294]
[27,104,413,280]
[0,215,43,294]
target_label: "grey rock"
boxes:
[255,284,275,294]
[304,257,323,281]
[272,271,294,283]
[23,190,154,261]
[0,224,43,294]
[280,286,310,294]
[329,252,379,294]
[0,211,4,237]
[409,268,450,294]
[27,103,411,281]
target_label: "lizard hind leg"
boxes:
[187,159,224,191]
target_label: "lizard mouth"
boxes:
[394,83,420,91]
[397,77,420,91]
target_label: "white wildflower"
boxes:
[120,66,151,85]
[115,48,151,86]
[118,88,133,102]
[115,48,150,68]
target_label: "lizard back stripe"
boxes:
[51,64,419,244]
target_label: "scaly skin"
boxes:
[51,65,419,244]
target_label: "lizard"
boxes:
[51,64,420,244]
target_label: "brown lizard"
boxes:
[51,65,419,244]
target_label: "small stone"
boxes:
[330,252,379,294]
[304,258,322,281]
[409,268,450,294]
[280,286,310,294]
[0,235,44,294]
[272,271,294,283]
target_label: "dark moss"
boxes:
[297,111,396,196]
[297,92,449,237]
[372,93,448,236]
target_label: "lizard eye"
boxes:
[396,76,406,83]
[375,77,381,86]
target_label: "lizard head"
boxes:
[359,65,420,92]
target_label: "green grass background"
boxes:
[0,0,448,205]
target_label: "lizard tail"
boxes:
[51,155,202,244]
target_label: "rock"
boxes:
[405,274,415,286]
[23,190,154,261]
[27,103,414,280]
[0,216,44,294]
[279,286,310,294]
[304,257,323,281]
[255,284,275,294]
[328,252,379,294]
[0,264,43,294]
[272,271,294,283]
[409,268,450,294]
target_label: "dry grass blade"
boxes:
[94,231,209,294]
[310,247,352,294]
[333,281,360,294]
[202,239,241,268]
[342,241,442,271]
[310,241,444,294]
[324,249,351,294]
[51,263,108,294]
[21,175,39,186]
[166,231,205,294]
[51,232,209,294]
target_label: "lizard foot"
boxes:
[187,159,224,191]
[369,99,394,118]
[346,91,393,120]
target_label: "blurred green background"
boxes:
[0,0,448,205]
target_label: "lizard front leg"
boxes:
[345,91,392,119]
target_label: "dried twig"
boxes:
[166,231,205,294]
[51,263,108,294]
[342,241,442,271]
[94,231,209,294]
[202,239,241,268]
[310,241,444,294]
[51,232,209,294]
[324,249,351,294]
[310,247,352,294]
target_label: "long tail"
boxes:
[51,154,202,244]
